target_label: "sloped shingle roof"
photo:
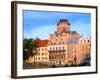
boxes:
[36,40,48,47]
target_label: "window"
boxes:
[35,57,37,60]
[62,56,64,58]
[62,42,64,44]
[42,48,44,51]
[38,57,40,60]
[54,43,56,45]
[42,53,44,55]
[50,47,52,50]
[45,57,47,60]
[74,50,76,53]
[45,48,47,50]
[68,38,79,43]
[49,56,51,59]
[38,49,40,51]
[59,47,61,50]
[53,47,55,50]
[63,47,65,49]
[84,40,86,43]
[88,40,90,43]
[56,47,58,50]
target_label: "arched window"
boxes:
[54,43,56,45]
[35,57,37,60]
[51,43,53,45]
[88,40,90,43]
[59,47,61,50]
[50,47,52,50]
[45,48,47,50]
[38,57,40,60]
[62,42,64,44]
[84,40,86,43]
[56,47,58,50]
[42,48,44,51]
[56,39,57,41]
[38,49,40,51]
[53,47,55,50]
[63,47,65,50]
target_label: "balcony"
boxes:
[48,49,66,53]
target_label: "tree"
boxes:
[23,38,38,62]
[79,53,91,66]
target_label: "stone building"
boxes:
[28,40,49,63]
[48,19,91,65]
[28,19,91,66]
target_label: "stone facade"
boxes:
[28,40,49,63]
[28,19,91,66]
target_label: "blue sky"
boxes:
[23,10,91,39]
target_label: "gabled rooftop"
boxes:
[36,40,48,47]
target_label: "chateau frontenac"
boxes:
[28,19,91,66]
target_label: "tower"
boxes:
[57,19,70,34]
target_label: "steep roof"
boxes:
[57,19,70,25]
[71,31,77,34]
[36,40,48,47]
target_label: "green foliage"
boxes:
[64,64,69,67]
[79,53,91,66]
[51,65,57,68]
[23,38,38,61]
